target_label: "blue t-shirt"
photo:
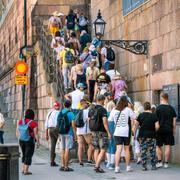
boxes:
[61,108,75,136]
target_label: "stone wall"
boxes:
[0,0,91,146]
[91,0,180,103]
[91,0,180,163]
[0,0,34,120]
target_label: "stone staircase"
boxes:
[33,16,65,103]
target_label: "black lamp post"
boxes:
[93,10,148,55]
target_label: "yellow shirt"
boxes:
[59,48,75,66]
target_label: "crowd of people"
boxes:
[15,9,177,176]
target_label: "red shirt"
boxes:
[18,118,38,138]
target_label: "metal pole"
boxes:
[21,0,27,118]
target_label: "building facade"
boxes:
[91,0,180,162]
[0,0,90,144]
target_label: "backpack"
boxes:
[18,119,33,141]
[0,114,5,129]
[57,111,70,134]
[106,47,115,62]
[75,110,84,128]
[67,15,75,29]
[64,49,74,63]
[79,16,87,27]
[89,105,101,131]
[50,17,59,27]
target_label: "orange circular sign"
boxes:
[15,61,28,75]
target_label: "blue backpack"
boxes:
[64,49,74,63]
[57,111,70,134]
[18,119,33,141]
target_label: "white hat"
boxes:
[89,45,95,51]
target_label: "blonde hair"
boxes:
[76,64,83,72]
[106,101,116,112]
[134,101,144,116]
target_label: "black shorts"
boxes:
[156,132,175,146]
[114,136,131,146]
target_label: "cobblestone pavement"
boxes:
[3,117,180,180]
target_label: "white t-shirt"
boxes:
[70,89,84,109]
[45,110,60,129]
[76,108,90,135]
[109,107,136,137]
[0,113,5,130]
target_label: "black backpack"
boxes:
[67,15,75,30]
[89,105,101,131]
[57,111,70,134]
[75,110,84,128]
[106,47,115,62]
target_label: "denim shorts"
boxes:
[92,132,108,150]
[59,135,73,150]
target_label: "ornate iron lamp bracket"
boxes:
[101,40,148,55]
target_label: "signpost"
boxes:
[15,61,29,85]
[15,61,28,75]
[15,76,28,85]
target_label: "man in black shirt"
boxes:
[133,102,159,171]
[156,93,176,168]
[89,95,111,173]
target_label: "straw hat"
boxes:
[113,74,122,80]
[81,94,91,104]
[57,12,64,16]
[53,11,58,16]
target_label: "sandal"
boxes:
[64,167,74,172]
[24,172,32,175]
[94,167,105,173]
[59,166,65,171]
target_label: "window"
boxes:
[152,54,162,73]
[3,44,6,60]
[122,0,148,16]
[9,33,11,52]
[15,26,18,44]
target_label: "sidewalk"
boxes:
[19,145,180,180]
[3,117,180,180]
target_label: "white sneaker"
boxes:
[126,166,133,172]
[164,163,169,168]
[115,166,120,173]
[106,163,110,168]
[156,162,163,168]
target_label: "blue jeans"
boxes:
[0,130,4,144]
[107,121,116,154]
[62,64,74,89]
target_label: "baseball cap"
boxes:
[96,94,105,101]
[104,92,113,97]
[53,101,60,108]
[77,83,85,89]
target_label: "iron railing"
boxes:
[34,16,65,102]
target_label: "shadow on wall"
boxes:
[0,93,8,117]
